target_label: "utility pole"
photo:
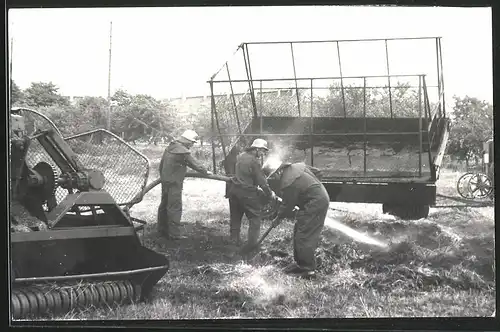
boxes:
[107,21,113,131]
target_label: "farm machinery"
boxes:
[207,37,451,220]
[456,138,494,200]
[9,107,169,320]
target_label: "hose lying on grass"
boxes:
[124,172,231,211]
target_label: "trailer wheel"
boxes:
[382,203,429,220]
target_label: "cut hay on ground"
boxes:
[35,145,495,320]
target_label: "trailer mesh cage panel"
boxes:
[207,37,448,183]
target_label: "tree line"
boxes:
[10,80,493,166]
[10,81,212,145]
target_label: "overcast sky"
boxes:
[8,6,492,108]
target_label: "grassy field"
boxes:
[42,144,495,319]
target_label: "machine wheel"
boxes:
[382,203,430,220]
[457,172,476,199]
[467,172,493,199]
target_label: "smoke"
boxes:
[263,154,283,174]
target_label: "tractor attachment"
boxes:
[9,108,169,320]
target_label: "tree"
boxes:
[10,81,26,107]
[24,82,71,108]
[110,90,176,143]
[76,96,108,130]
[73,96,109,143]
[316,82,420,117]
[446,96,493,166]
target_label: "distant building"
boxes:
[71,96,85,104]
[165,88,295,117]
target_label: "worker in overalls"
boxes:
[265,161,330,279]
[158,129,211,240]
[226,138,276,250]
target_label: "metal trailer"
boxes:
[206,37,451,220]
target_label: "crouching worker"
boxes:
[157,130,211,240]
[226,138,276,250]
[266,162,330,279]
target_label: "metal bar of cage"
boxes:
[208,74,428,84]
[248,85,439,90]
[439,38,446,117]
[385,39,394,118]
[244,44,259,117]
[242,44,258,118]
[226,62,242,135]
[309,78,314,166]
[423,76,435,181]
[260,81,263,134]
[213,104,226,160]
[210,44,244,81]
[418,76,423,177]
[241,36,442,45]
[363,77,367,175]
[209,82,218,173]
[435,38,442,111]
[290,42,301,117]
[336,41,347,117]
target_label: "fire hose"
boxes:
[124,172,232,211]
[124,172,295,250]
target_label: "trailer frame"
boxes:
[207,37,450,219]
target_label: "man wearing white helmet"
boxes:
[157,129,211,240]
[226,138,276,250]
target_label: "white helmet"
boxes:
[180,130,199,143]
[250,138,269,151]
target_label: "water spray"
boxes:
[323,216,388,248]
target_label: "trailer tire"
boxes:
[382,203,429,220]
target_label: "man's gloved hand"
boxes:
[270,191,277,201]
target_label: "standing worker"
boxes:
[265,161,330,279]
[226,138,276,250]
[157,129,211,240]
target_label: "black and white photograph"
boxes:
[7,4,496,323]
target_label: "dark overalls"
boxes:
[226,150,273,246]
[157,140,208,238]
[277,162,330,271]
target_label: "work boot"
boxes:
[226,234,241,252]
[240,242,261,254]
[283,263,310,275]
[230,230,241,246]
